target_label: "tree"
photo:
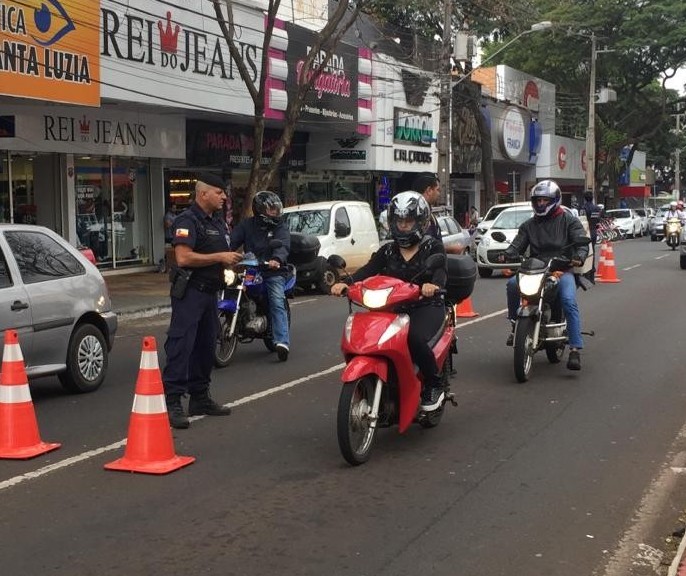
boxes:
[211,0,364,217]
[483,0,686,194]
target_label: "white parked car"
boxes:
[475,206,534,277]
[605,208,643,238]
[472,202,530,256]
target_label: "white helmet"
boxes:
[530,180,562,217]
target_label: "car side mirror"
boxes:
[334,222,351,238]
[424,253,446,270]
[327,254,347,269]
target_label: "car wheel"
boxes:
[58,323,108,393]
[478,266,493,278]
[651,235,657,242]
[318,264,339,294]
[681,255,686,270]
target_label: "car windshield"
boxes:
[607,209,630,219]
[284,210,331,235]
[492,210,532,230]
[483,206,510,222]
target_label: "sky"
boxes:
[664,68,686,95]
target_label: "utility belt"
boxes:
[188,279,222,293]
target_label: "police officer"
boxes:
[163,173,243,429]
[413,172,465,254]
[581,191,602,282]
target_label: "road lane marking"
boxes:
[0,309,506,492]
[622,264,641,271]
[656,254,671,260]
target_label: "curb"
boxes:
[669,534,686,576]
[116,305,171,322]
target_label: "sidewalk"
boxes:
[103,269,172,319]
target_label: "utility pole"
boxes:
[585,33,597,196]
[676,112,682,199]
[437,0,452,206]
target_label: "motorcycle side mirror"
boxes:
[328,254,347,269]
[491,231,507,243]
[424,253,446,270]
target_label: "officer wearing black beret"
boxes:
[162,173,243,429]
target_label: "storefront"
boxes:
[0,105,185,269]
[536,134,586,205]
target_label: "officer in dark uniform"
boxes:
[581,191,602,282]
[163,173,243,429]
[412,172,465,254]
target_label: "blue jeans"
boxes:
[265,275,289,347]
[506,272,583,349]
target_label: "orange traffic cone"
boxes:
[0,330,61,459]
[455,296,479,318]
[595,241,607,279]
[597,242,621,283]
[105,337,194,474]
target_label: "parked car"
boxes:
[436,214,472,254]
[283,200,380,292]
[475,205,534,277]
[604,208,643,238]
[0,225,117,393]
[649,205,671,241]
[633,208,649,236]
[472,202,530,257]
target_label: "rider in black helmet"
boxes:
[229,191,292,361]
[331,191,448,411]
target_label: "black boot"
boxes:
[166,394,189,429]
[188,390,232,416]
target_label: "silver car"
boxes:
[436,215,472,254]
[0,225,117,393]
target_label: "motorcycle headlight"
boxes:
[518,272,545,297]
[224,269,237,286]
[362,287,393,308]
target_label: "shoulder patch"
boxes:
[175,228,189,238]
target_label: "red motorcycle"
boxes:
[330,253,475,465]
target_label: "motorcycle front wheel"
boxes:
[337,376,378,465]
[214,314,238,368]
[513,317,536,383]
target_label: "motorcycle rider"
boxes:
[330,191,448,411]
[581,192,602,282]
[498,180,590,371]
[229,191,292,361]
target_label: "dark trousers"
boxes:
[407,304,446,386]
[163,286,219,396]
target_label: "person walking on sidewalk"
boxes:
[229,191,292,361]
[163,173,243,429]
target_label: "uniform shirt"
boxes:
[426,214,442,242]
[172,203,230,287]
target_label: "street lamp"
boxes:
[436,20,553,205]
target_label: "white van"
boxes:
[284,200,380,292]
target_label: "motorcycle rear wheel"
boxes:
[337,376,378,465]
[214,314,238,368]
[513,317,535,383]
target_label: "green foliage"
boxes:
[483,0,686,188]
